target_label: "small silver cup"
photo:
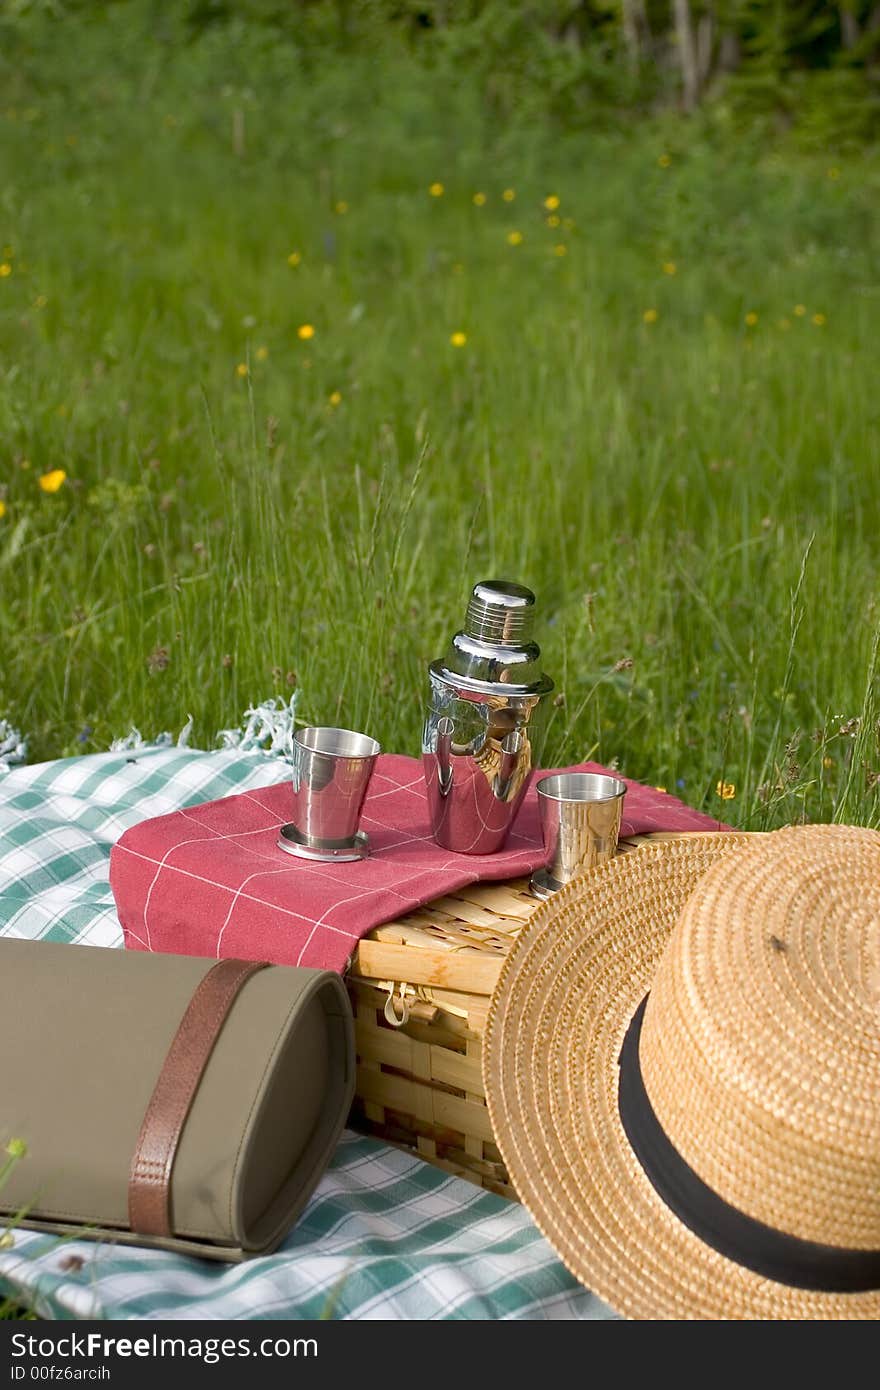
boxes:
[278,726,381,862]
[530,772,626,899]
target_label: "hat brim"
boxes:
[483,832,880,1320]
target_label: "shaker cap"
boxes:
[432,579,553,696]
[465,580,536,646]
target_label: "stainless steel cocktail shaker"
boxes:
[422,580,554,854]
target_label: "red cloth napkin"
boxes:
[110,754,728,972]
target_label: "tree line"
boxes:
[181,0,880,135]
[7,1,878,140]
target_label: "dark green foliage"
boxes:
[2,0,878,141]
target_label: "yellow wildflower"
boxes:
[0,263,11,278]
[287,251,302,268]
[502,188,515,202]
[823,755,834,769]
[827,167,840,180]
[297,324,315,341]
[794,304,806,317]
[328,390,342,406]
[450,331,467,347]
[658,153,672,168]
[452,262,464,275]
[472,192,486,206]
[744,311,758,327]
[39,469,66,494]
[255,345,269,361]
[235,362,249,378]
[19,458,30,470]
[0,500,6,520]
[506,230,523,246]
[429,182,444,197]
[553,244,567,257]
[643,308,658,324]
[546,213,560,228]
[653,786,667,794]
[812,313,826,327]
[544,194,560,211]
[716,781,736,800]
[334,200,348,215]
[33,294,48,309]
[662,261,677,276]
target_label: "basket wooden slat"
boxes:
[353,941,504,995]
[347,835,675,1199]
[347,868,533,1197]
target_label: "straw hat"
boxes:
[483,826,880,1319]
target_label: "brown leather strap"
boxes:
[128,958,269,1238]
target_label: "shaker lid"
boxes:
[466,580,536,646]
[432,579,554,695]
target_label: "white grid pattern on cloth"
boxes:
[111,752,726,972]
[121,757,520,969]
[0,1133,617,1321]
[0,747,291,947]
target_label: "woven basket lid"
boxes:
[483,826,880,1319]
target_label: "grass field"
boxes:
[1,6,879,830]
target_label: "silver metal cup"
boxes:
[278,726,381,863]
[530,772,626,899]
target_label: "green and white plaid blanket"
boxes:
[0,746,614,1321]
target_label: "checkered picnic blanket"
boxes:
[0,745,614,1320]
[2,1134,611,1321]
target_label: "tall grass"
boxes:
[0,1141,33,1319]
[1,5,879,829]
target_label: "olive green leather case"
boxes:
[0,939,354,1261]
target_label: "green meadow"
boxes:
[2,5,879,829]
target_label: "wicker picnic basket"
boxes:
[347,833,673,1200]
